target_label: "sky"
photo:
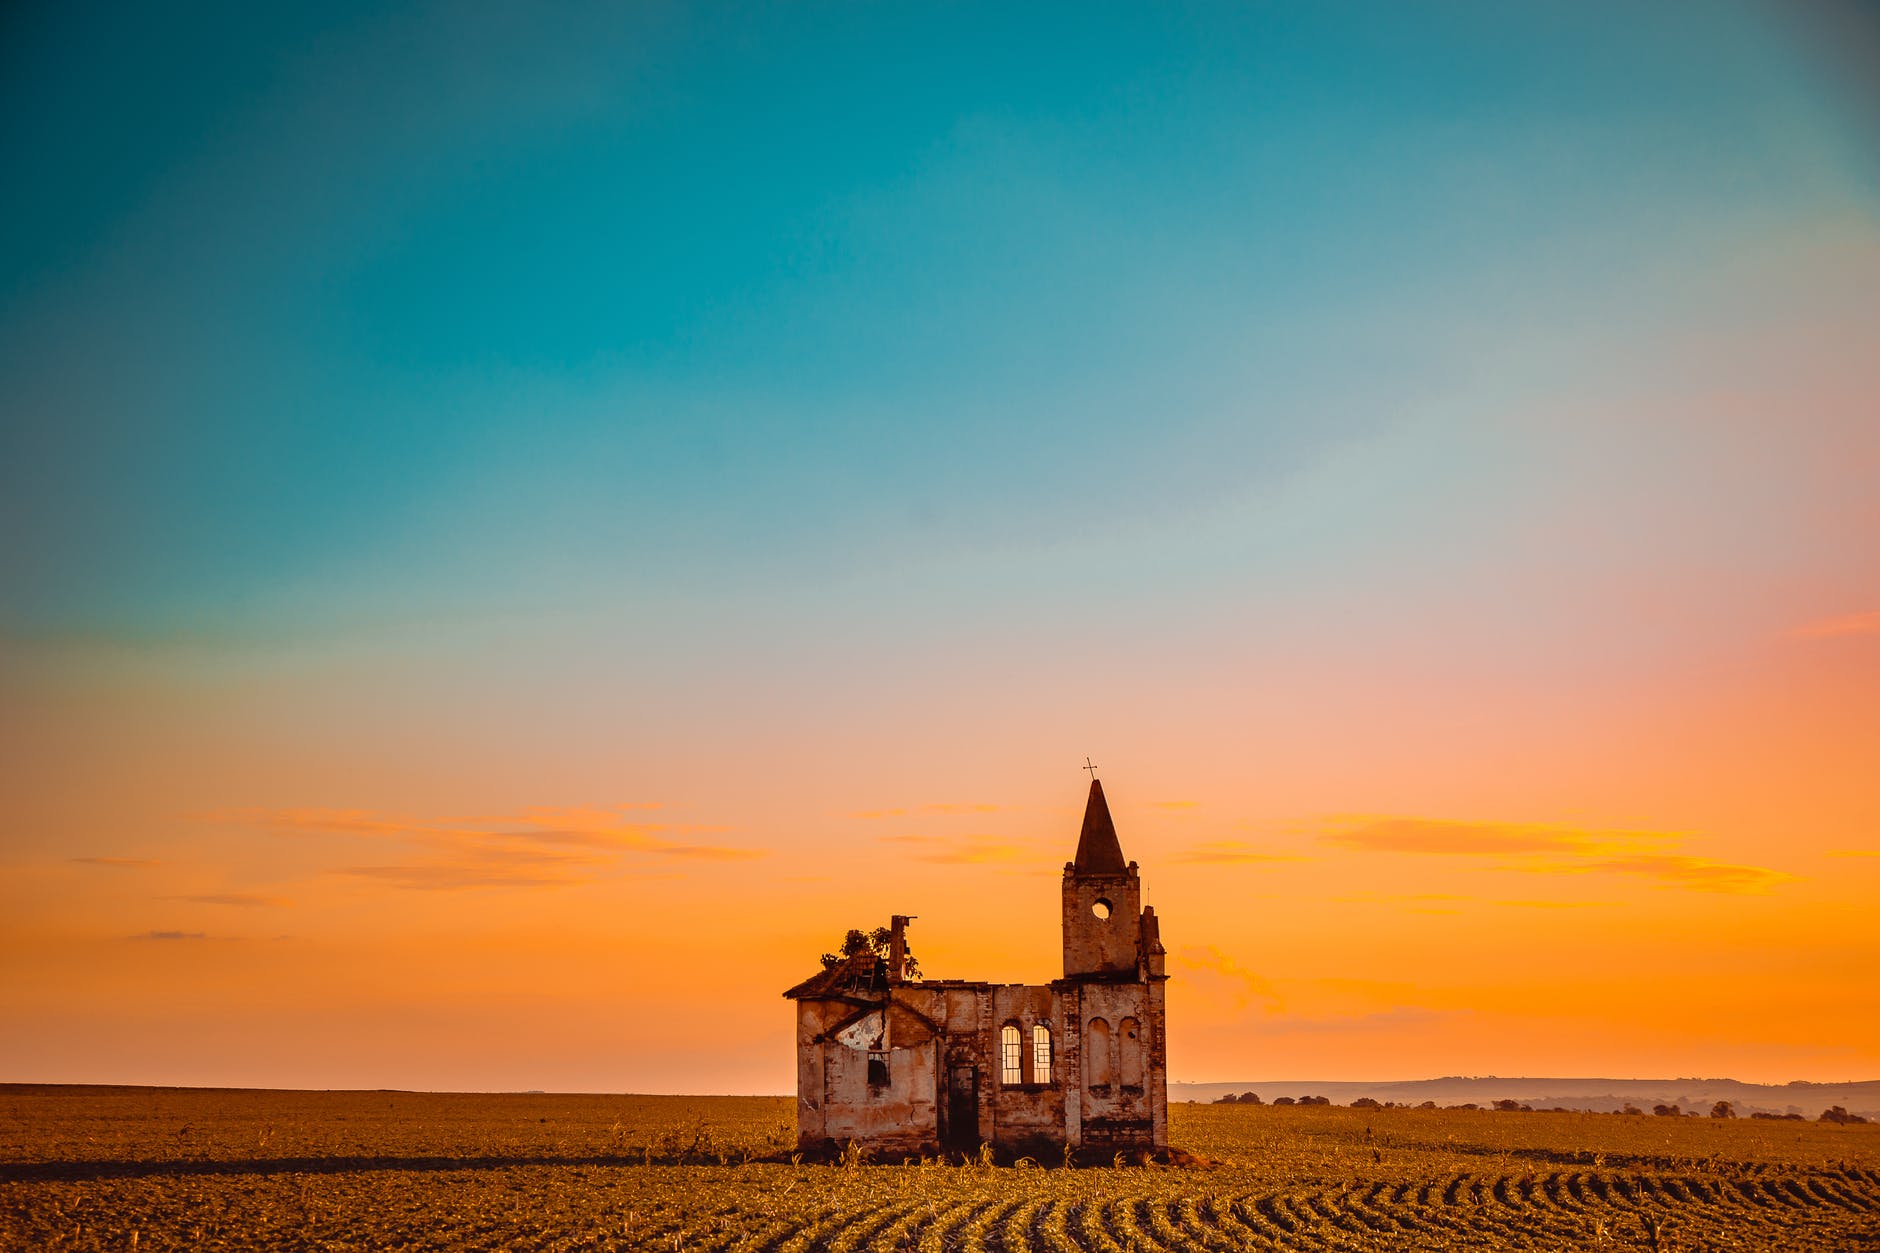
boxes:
[1,1,1877,1093]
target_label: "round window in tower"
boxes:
[1092,898,1113,920]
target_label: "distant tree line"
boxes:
[1199,1095,1871,1121]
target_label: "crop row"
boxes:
[6,1164,1877,1251]
[712,1169,1880,1252]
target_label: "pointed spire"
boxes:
[1073,778,1127,873]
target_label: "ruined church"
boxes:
[783,778,1168,1156]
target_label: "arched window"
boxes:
[1119,1017,1142,1086]
[1032,1024,1054,1086]
[1000,1024,1023,1085]
[1087,1017,1112,1086]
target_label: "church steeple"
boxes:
[1073,778,1127,873]
[1063,776,1142,979]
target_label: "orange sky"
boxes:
[3,557,1876,1091]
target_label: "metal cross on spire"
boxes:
[1083,756,1099,779]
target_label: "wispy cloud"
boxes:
[168,893,292,907]
[502,805,743,856]
[130,930,207,941]
[1250,1006,1460,1036]
[1322,816,1662,857]
[878,834,1032,864]
[1827,849,1880,858]
[1172,950,1462,1034]
[1330,891,1611,911]
[209,808,434,839]
[1576,854,1790,892]
[1789,610,1880,639]
[1148,800,1199,811]
[201,804,761,891]
[1331,891,1466,915]
[647,844,761,861]
[71,857,162,868]
[1332,891,1468,903]
[1319,816,1791,894]
[1174,944,1284,1012]
[847,802,1003,819]
[339,863,615,891]
[1170,840,1301,865]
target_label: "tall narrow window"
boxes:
[1119,1017,1142,1086]
[1000,1024,1023,1085]
[1087,1017,1113,1085]
[1032,1024,1054,1086]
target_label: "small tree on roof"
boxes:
[820,926,922,979]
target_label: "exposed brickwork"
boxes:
[784,780,1169,1155]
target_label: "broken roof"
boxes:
[781,952,889,1001]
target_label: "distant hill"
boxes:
[1173,1077,1880,1120]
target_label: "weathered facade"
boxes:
[783,779,1168,1156]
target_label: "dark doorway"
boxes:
[945,1065,979,1151]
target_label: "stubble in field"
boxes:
[2,1086,1876,1250]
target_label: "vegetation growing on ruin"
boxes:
[818,925,922,979]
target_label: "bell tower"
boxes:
[1062,778,1143,978]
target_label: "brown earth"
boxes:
[3,1084,1877,1250]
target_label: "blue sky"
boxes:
[3,1,1873,641]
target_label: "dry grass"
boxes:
[3,1085,1876,1250]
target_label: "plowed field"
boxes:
[3,1086,1876,1250]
